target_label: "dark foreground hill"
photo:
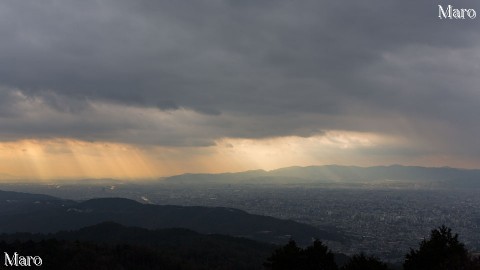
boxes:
[0,222,276,270]
[0,190,343,245]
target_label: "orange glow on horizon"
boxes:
[0,139,159,181]
[1,132,476,181]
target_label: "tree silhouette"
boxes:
[264,239,338,270]
[264,240,302,270]
[303,240,338,270]
[404,225,470,270]
[341,253,389,270]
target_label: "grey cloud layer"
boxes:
[1,0,480,158]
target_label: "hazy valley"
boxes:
[2,165,479,263]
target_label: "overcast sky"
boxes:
[1,0,480,180]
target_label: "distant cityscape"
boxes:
[3,182,479,263]
[144,186,480,262]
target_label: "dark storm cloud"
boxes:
[1,0,480,157]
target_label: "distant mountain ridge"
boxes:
[0,190,343,245]
[0,189,61,201]
[162,165,480,187]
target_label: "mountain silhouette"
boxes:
[0,190,343,245]
[0,222,275,270]
[162,165,480,187]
